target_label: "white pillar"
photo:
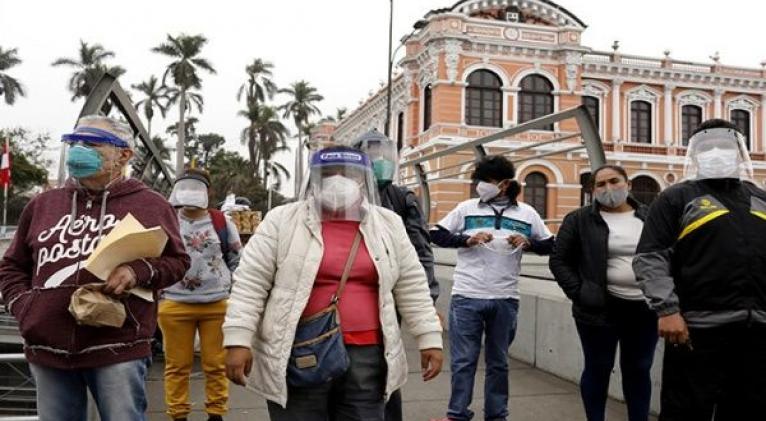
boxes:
[714,89,724,119]
[611,79,622,142]
[664,85,674,145]
[761,94,766,153]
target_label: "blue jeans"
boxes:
[30,358,150,421]
[575,296,658,421]
[448,296,519,421]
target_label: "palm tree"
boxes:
[255,106,290,189]
[51,40,125,101]
[132,136,172,175]
[166,87,204,115]
[238,102,290,184]
[152,33,216,174]
[131,76,169,137]
[0,47,25,105]
[280,80,324,195]
[237,59,277,105]
[166,116,199,139]
[238,101,260,175]
[325,107,347,122]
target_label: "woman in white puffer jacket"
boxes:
[223,146,443,420]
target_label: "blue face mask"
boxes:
[67,145,103,179]
[372,159,395,186]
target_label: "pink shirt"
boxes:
[302,221,381,344]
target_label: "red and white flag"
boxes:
[0,138,11,188]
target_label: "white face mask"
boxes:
[174,190,208,209]
[696,148,740,179]
[480,236,522,255]
[476,181,501,202]
[319,175,362,212]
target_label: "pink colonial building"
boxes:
[315,0,766,227]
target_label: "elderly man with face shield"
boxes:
[352,130,438,421]
[159,169,242,421]
[633,118,766,420]
[0,115,190,420]
[223,145,443,421]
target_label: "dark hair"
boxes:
[472,155,521,199]
[691,118,740,137]
[589,164,629,188]
[179,168,211,186]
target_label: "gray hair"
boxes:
[75,114,136,149]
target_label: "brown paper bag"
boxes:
[68,284,126,328]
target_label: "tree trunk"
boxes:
[176,89,186,176]
[294,131,303,198]
[147,118,152,139]
[248,126,257,176]
[263,148,269,190]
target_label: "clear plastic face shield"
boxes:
[305,148,380,221]
[169,178,210,209]
[61,126,132,181]
[353,131,399,188]
[683,127,753,181]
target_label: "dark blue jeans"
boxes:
[448,296,519,421]
[575,296,658,421]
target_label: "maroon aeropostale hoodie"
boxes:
[0,178,190,369]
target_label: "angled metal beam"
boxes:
[400,106,585,168]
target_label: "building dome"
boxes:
[447,0,586,29]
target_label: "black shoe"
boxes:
[208,415,224,421]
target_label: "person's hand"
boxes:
[420,348,443,381]
[507,235,531,250]
[659,313,689,346]
[467,232,493,247]
[103,265,137,297]
[226,346,253,386]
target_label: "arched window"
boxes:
[582,96,600,132]
[681,105,702,146]
[466,70,503,127]
[631,175,661,205]
[630,100,652,143]
[524,172,548,218]
[580,172,592,205]
[731,109,751,150]
[518,75,553,130]
[423,84,433,131]
[396,112,405,150]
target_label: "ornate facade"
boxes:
[320,0,766,227]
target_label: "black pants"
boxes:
[268,345,387,421]
[575,297,658,421]
[659,322,766,421]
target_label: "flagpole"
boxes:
[2,182,7,235]
[2,137,8,235]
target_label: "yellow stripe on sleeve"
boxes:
[678,210,730,240]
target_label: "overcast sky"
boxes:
[1,0,764,196]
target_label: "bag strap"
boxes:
[331,231,363,304]
[208,209,231,260]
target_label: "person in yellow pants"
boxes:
[161,169,242,421]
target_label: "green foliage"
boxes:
[207,150,286,214]
[51,40,125,101]
[0,46,25,105]
[0,128,51,224]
